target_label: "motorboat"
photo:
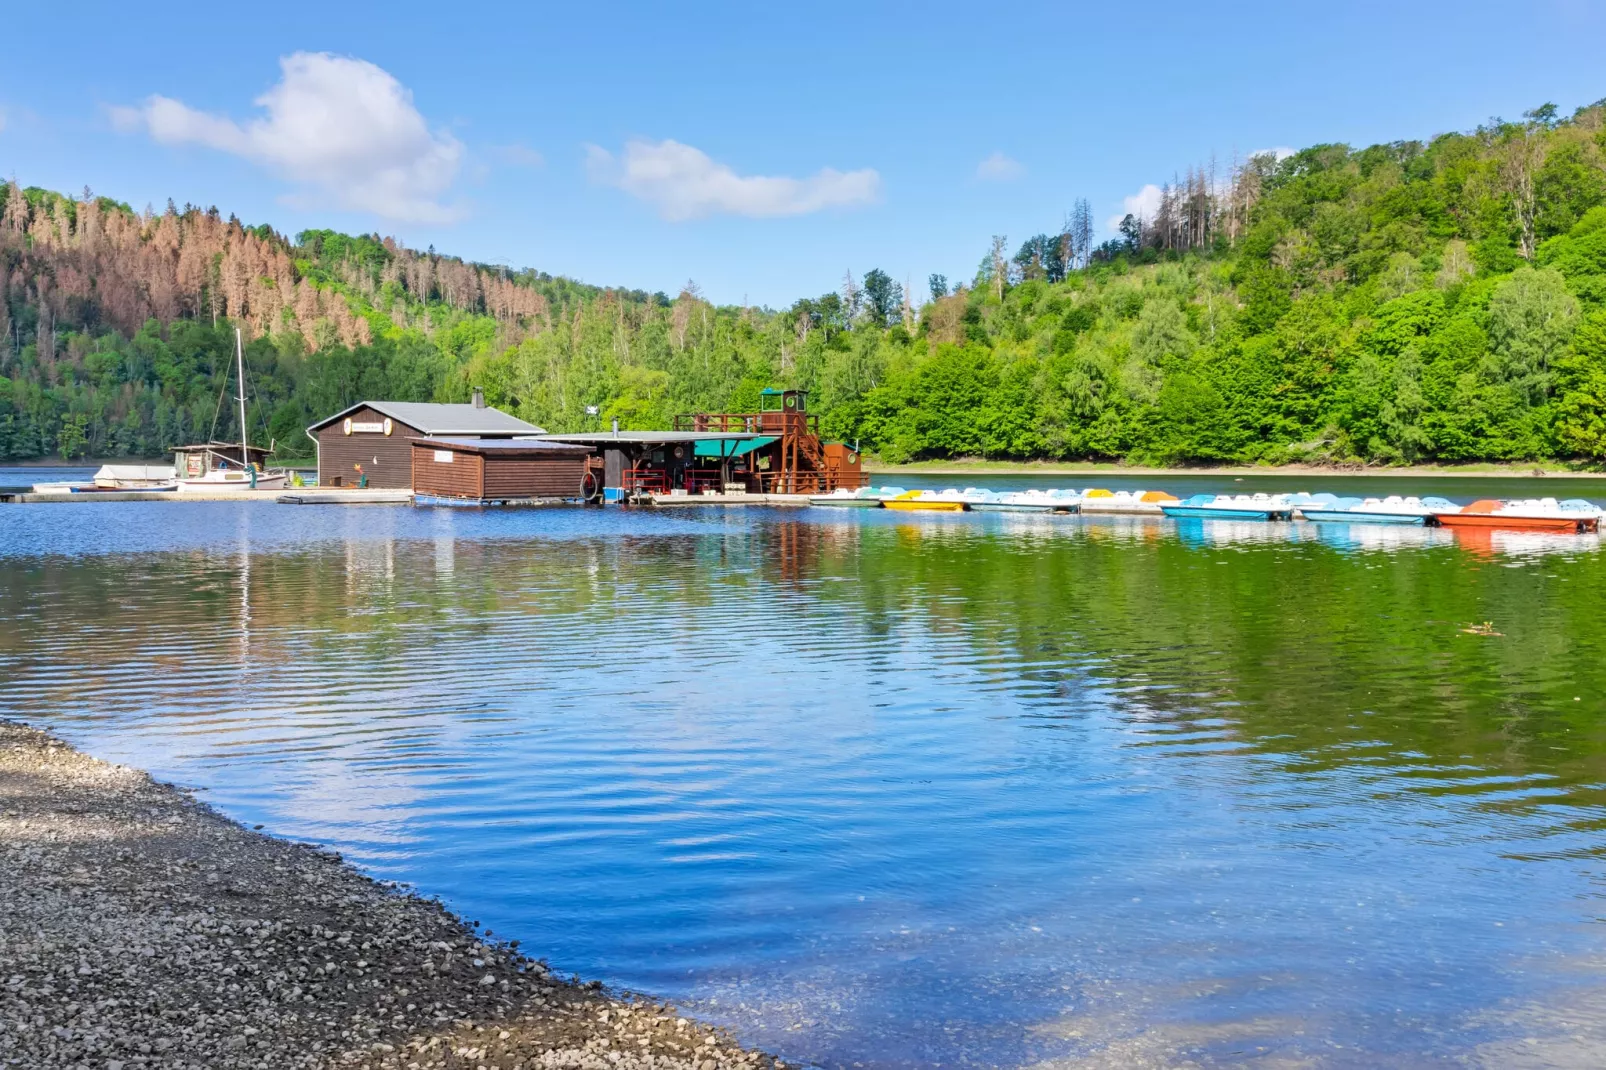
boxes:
[884,489,967,512]
[809,487,888,507]
[92,464,178,490]
[29,479,91,494]
[1161,493,1296,521]
[1433,498,1603,533]
[31,464,178,493]
[1300,495,1460,526]
[1076,489,1179,515]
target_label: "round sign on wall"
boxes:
[342,418,353,435]
[383,418,393,436]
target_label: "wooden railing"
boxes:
[673,412,821,436]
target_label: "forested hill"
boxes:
[4,97,1606,464]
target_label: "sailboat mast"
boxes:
[235,328,249,463]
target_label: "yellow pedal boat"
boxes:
[884,490,966,513]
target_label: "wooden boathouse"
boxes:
[539,389,865,500]
[306,392,543,488]
[411,437,597,503]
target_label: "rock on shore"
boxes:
[0,720,782,1070]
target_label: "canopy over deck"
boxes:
[534,431,765,446]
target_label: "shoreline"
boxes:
[867,459,1606,479]
[0,719,778,1070]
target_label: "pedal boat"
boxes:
[809,487,887,507]
[970,489,1079,513]
[1161,493,1295,521]
[1434,498,1602,533]
[1076,489,1178,515]
[884,489,968,513]
[1300,495,1458,526]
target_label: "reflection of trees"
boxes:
[2,517,1602,807]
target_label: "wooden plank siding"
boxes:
[317,406,419,488]
[483,457,589,499]
[412,446,485,499]
[411,443,592,500]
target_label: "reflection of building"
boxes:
[306,391,543,488]
[540,390,866,500]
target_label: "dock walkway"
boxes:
[646,491,815,507]
[8,488,413,504]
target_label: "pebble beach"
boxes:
[0,719,780,1070]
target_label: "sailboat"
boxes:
[175,329,287,491]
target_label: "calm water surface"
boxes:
[3,485,1606,1068]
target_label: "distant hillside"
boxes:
[4,96,1606,464]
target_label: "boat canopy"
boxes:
[694,436,776,458]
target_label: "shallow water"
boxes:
[2,492,1606,1068]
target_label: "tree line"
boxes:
[3,96,1606,465]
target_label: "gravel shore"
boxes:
[0,719,782,1070]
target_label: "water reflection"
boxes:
[1,502,1605,1067]
[1312,521,1453,553]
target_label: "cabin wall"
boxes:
[411,445,485,498]
[482,456,590,499]
[823,442,864,487]
[317,406,418,487]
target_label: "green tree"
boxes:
[1554,310,1606,457]
[56,414,88,460]
[1485,266,1579,402]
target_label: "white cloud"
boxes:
[975,151,1024,182]
[492,143,545,169]
[1105,183,1164,234]
[585,138,880,221]
[111,52,464,223]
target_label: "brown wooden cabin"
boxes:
[411,437,597,502]
[306,393,543,488]
[172,442,273,479]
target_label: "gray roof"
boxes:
[413,436,592,453]
[309,401,544,436]
[535,431,763,445]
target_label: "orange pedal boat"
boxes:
[1433,498,1602,533]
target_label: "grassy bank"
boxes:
[866,458,1606,479]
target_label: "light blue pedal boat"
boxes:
[1300,495,1459,526]
[1161,493,1297,521]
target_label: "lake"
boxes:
[2,481,1606,1067]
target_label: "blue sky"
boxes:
[2,0,1604,308]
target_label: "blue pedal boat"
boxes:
[1160,493,1296,521]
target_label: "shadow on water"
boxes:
[2,501,1606,1066]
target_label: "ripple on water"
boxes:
[1,501,1606,1067]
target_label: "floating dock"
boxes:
[646,491,815,507]
[6,488,412,505]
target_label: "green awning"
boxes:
[694,436,775,458]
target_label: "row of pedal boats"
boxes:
[810,487,1605,532]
